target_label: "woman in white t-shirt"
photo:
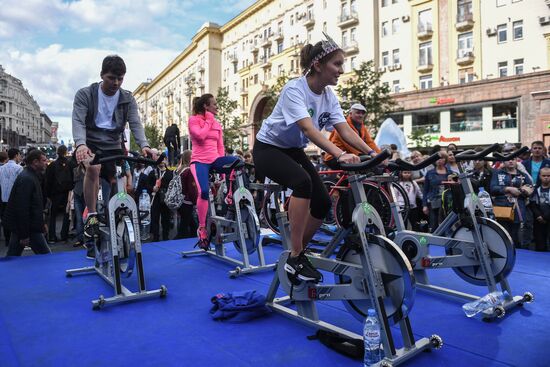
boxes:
[253,35,376,283]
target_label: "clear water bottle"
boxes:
[462,290,509,318]
[477,187,494,219]
[364,308,383,366]
[139,190,151,240]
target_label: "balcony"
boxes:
[240,87,248,96]
[259,56,272,69]
[417,63,433,73]
[342,41,359,55]
[251,45,259,54]
[228,53,238,64]
[456,49,475,66]
[455,12,474,31]
[273,31,284,41]
[337,11,359,28]
[303,14,315,28]
[197,64,205,72]
[417,23,433,40]
[260,36,272,48]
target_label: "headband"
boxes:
[306,32,342,75]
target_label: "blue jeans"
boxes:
[74,193,85,242]
[6,232,51,256]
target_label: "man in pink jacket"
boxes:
[189,93,239,249]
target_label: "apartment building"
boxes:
[134,0,550,149]
[0,65,50,149]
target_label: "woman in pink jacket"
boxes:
[189,93,239,249]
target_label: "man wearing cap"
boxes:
[323,103,381,169]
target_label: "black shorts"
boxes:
[86,142,123,182]
[252,139,331,220]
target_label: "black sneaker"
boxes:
[284,252,323,283]
[84,215,100,239]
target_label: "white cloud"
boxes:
[0,42,179,144]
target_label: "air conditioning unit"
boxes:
[401,15,410,22]
[378,66,386,73]
[539,16,550,25]
[394,63,402,70]
[486,27,497,36]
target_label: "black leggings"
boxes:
[253,139,331,220]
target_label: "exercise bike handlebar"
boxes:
[386,151,443,172]
[91,151,166,166]
[339,149,391,171]
[454,143,500,161]
[484,146,529,162]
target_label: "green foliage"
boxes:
[216,87,246,149]
[336,60,397,133]
[130,123,163,151]
[408,127,433,149]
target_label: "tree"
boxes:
[215,87,246,149]
[408,127,433,149]
[130,123,163,151]
[336,60,397,134]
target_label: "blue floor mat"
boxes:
[0,238,548,367]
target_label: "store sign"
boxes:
[429,135,461,142]
[429,97,455,105]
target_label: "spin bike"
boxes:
[384,144,534,319]
[66,152,168,310]
[266,150,442,367]
[182,159,275,278]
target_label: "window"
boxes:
[513,20,523,40]
[382,51,389,66]
[392,49,400,64]
[382,0,389,7]
[392,18,400,34]
[382,21,389,37]
[457,0,472,22]
[497,24,507,43]
[277,41,283,54]
[350,28,356,42]
[459,68,475,84]
[351,56,357,70]
[458,32,473,57]
[342,31,348,47]
[290,15,294,25]
[498,61,508,77]
[492,102,518,129]
[496,0,506,6]
[233,62,238,74]
[351,0,357,12]
[278,64,284,76]
[419,41,432,66]
[514,58,524,75]
[451,107,483,132]
[323,21,327,33]
[418,9,432,32]
[419,75,433,90]
[341,2,347,17]
[412,111,439,133]
[392,80,400,93]
[323,0,327,8]
[392,0,398,3]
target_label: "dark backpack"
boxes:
[308,329,364,360]
[55,159,74,192]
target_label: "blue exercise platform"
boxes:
[0,238,548,367]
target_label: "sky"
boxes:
[0,0,256,145]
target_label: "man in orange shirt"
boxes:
[323,103,380,169]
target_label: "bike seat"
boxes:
[211,159,245,173]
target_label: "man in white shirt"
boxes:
[0,148,23,244]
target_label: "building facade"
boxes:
[134,0,550,149]
[0,65,51,149]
